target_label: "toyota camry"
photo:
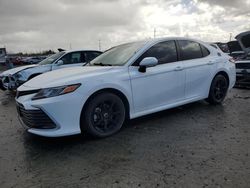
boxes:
[16,37,236,137]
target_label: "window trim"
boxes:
[60,51,85,65]
[131,40,179,66]
[199,44,210,57]
[177,40,206,61]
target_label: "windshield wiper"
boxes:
[93,62,112,66]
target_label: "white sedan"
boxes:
[16,37,236,138]
[0,50,102,90]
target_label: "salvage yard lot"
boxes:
[0,88,249,187]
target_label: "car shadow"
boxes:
[19,99,230,174]
[21,100,214,148]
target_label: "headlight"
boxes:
[32,84,81,100]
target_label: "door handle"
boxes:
[207,60,215,65]
[174,66,183,71]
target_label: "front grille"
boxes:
[16,89,40,98]
[236,63,250,69]
[17,103,56,129]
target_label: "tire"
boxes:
[81,92,126,138]
[0,80,6,91]
[206,74,228,105]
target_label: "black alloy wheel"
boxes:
[81,92,126,137]
[207,74,228,105]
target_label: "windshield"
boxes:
[39,52,65,65]
[90,42,146,66]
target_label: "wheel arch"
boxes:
[206,70,230,98]
[80,88,131,128]
[213,71,230,86]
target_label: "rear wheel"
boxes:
[81,93,126,137]
[206,74,228,105]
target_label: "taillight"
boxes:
[229,58,235,63]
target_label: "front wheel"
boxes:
[206,74,228,105]
[81,93,126,138]
[0,80,6,91]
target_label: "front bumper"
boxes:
[235,69,250,88]
[16,102,57,129]
[15,90,86,137]
[0,75,21,90]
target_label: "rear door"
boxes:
[177,40,217,99]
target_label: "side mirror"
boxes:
[138,57,158,73]
[56,60,63,66]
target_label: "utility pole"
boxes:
[69,43,72,50]
[154,28,156,38]
[229,33,232,41]
[98,39,101,51]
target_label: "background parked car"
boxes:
[231,31,250,87]
[213,42,230,54]
[0,49,102,90]
[209,43,225,54]
[22,57,42,64]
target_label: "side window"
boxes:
[200,44,210,57]
[178,40,203,60]
[133,41,177,66]
[85,52,102,62]
[60,52,83,64]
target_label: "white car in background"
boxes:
[16,37,235,138]
[0,49,102,90]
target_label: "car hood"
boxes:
[236,31,250,54]
[22,66,114,89]
[0,64,37,76]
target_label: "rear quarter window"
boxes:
[178,40,203,60]
[200,44,210,57]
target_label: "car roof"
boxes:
[129,37,209,47]
[112,37,208,51]
[63,49,102,53]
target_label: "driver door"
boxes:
[129,40,186,114]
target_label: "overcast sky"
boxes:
[0,0,249,53]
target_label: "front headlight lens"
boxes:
[32,84,81,100]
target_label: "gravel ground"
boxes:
[0,88,249,188]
